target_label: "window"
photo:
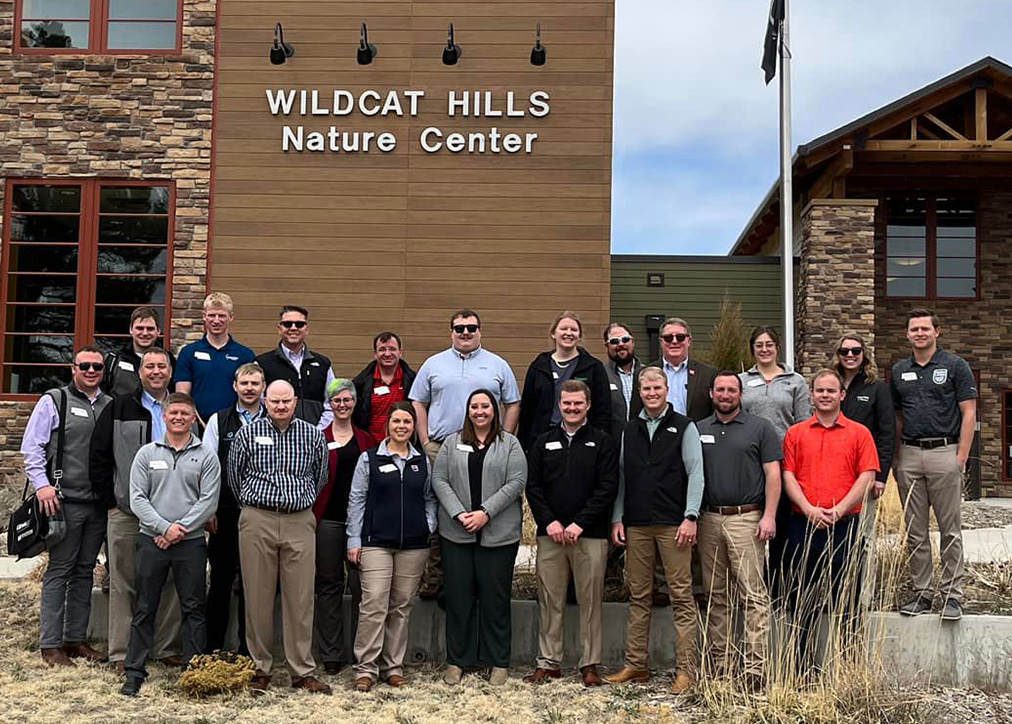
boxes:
[17,0,181,53]
[885,194,977,299]
[1,180,173,396]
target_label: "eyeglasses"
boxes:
[280,320,307,329]
[607,335,632,346]
[838,347,863,357]
[331,397,355,407]
[661,333,689,344]
[753,342,777,350]
[76,362,104,372]
[452,324,480,334]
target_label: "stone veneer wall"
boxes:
[0,0,216,487]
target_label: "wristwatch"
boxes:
[685,514,698,522]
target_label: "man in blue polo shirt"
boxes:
[174,292,256,425]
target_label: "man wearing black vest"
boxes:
[255,305,335,427]
[101,306,176,399]
[200,362,267,653]
[22,346,112,666]
[607,366,704,694]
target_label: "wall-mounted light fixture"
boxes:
[442,23,462,65]
[270,21,295,65]
[357,22,377,65]
[530,23,546,66]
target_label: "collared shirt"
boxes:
[201,404,266,455]
[663,358,688,415]
[409,346,521,440]
[141,389,169,444]
[697,411,782,507]
[281,343,305,371]
[227,416,328,512]
[20,386,103,491]
[369,363,406,443]
[174,334,256,422]
[617,365,635,417]
[783,413,880,514]
[890,347,977,440]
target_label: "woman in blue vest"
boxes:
[346,401,436,692]
[432,388,527,686]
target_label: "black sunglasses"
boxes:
[280,320,307,329]
[452,324,480,334]
[661,333,689,343]
[838,347,863,357]
[77,362,105,372]
[607,335,632,345]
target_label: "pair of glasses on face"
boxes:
[838,347,863,357]
[607,335,632,346]
[280,320,307,329]
[452,324,479,334]
[661,333,689,344]
[754,342,777,350]
[331,397,355,407]
[77,362,104,372]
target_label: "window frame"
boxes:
[0,178,175,401]
[14,0,184,56]
[883,192,981,302]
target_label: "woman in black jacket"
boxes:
[835,332,894,497]
[518,311,611,451]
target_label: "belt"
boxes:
[245,502,302,514]
[903,437,957,449]
[705,503,762,516]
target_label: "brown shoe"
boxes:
[353,676,373,692]
[158,655,184,668]
[671,673,695,695]
[580,666,604,687]
[292,676,332,695]
[111,660,125,675]
[523,668,561,684]
[385,674,407,687]
[62,642,107,663]
[605,667,649,685]
[250,674,271,694]
[41,648,75,667]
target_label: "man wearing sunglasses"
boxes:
[21,346,112,667]
[650,317,717,423]
[602,322,643,440]
[256,305,336,428]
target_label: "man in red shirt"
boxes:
[782,368,879,672]
[352,332,416,444]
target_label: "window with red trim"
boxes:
[1,180,174,396]
[17,0,181,53]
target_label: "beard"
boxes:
[609,347,634,365]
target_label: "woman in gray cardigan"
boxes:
[431,388,527,687]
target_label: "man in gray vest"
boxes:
[20,346,112,666]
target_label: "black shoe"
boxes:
[899,595,932,616]
[940,598,963,621]
[324,661,343,675]
[120,677,143,697]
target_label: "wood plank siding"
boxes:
[210,0,615,379]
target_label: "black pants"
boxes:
[313,519,362,665]
[125,535,207,680]
[205,507,247,654]
[441,537,518,669]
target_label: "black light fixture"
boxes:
[357,22,377,65]
[442,23,462,65]
[530,23,546,66]
[270,21,294,65]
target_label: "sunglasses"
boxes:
[607,335,632,346]
[838,347,863,357]
[452,324,480,334]
[661,333,689,344]
[280,320,307,329]
[76,362,104,372]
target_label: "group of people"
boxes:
[22,292,976,698]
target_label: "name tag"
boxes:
[901,372,917,381]
[118,360,135,372]
[327,441,342,451]
[255,436,274,446]
[374,385,390,396]
[310,361,320,367]
[747,378,764,387]
[70,407,89,418]
[552,372,559,380]
[699,434,716,444]
[545,441,563,450]
[194,351,211,361]
[584,441,596,447]
[149,460,168,470]
[609,383,618,391]
[456,443,474,453]
[666,426,678,434]
[379,463,398,473]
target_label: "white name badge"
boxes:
[255,436,274,446]
[327,441,342,451]
[666,427,679,434]
[545,441,563,450]
[901,372,918,381]
[379,463,398,473]
[118,360,135,372]
[374,386,390,396]
[584,441,596,447]
[747,378,764,387]
[552,372,559,380]
[456,443,474,453]
[149,459,168,470]
[194,351,212,361]
[609,383,618,391]
[70,407,89,418]
[699,434,716,444]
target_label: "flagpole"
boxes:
[779,0,795,369]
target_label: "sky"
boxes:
[610,0,1012,256]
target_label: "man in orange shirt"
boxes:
[782,368,879,672]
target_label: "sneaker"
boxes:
[442,665,463,685]
[120,677,143,697]
[940,598,963,621]
[899,595,932,616]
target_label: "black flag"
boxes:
[761,0,785,85]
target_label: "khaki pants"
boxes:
[238,506,317,678]
[697,511,769,677]
[353,547,427,682]
[895,443,964,601]
[535,536,607,670]
[624,525,697,676]
[419,440,444,595]
[107,507,181,662]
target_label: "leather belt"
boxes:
[245,502,300,514]
[705,503,762,515]
[903,437,957,449]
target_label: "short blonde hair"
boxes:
[638,365,668,387]
[203,292,234,314]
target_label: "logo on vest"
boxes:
[932,368,948,385]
